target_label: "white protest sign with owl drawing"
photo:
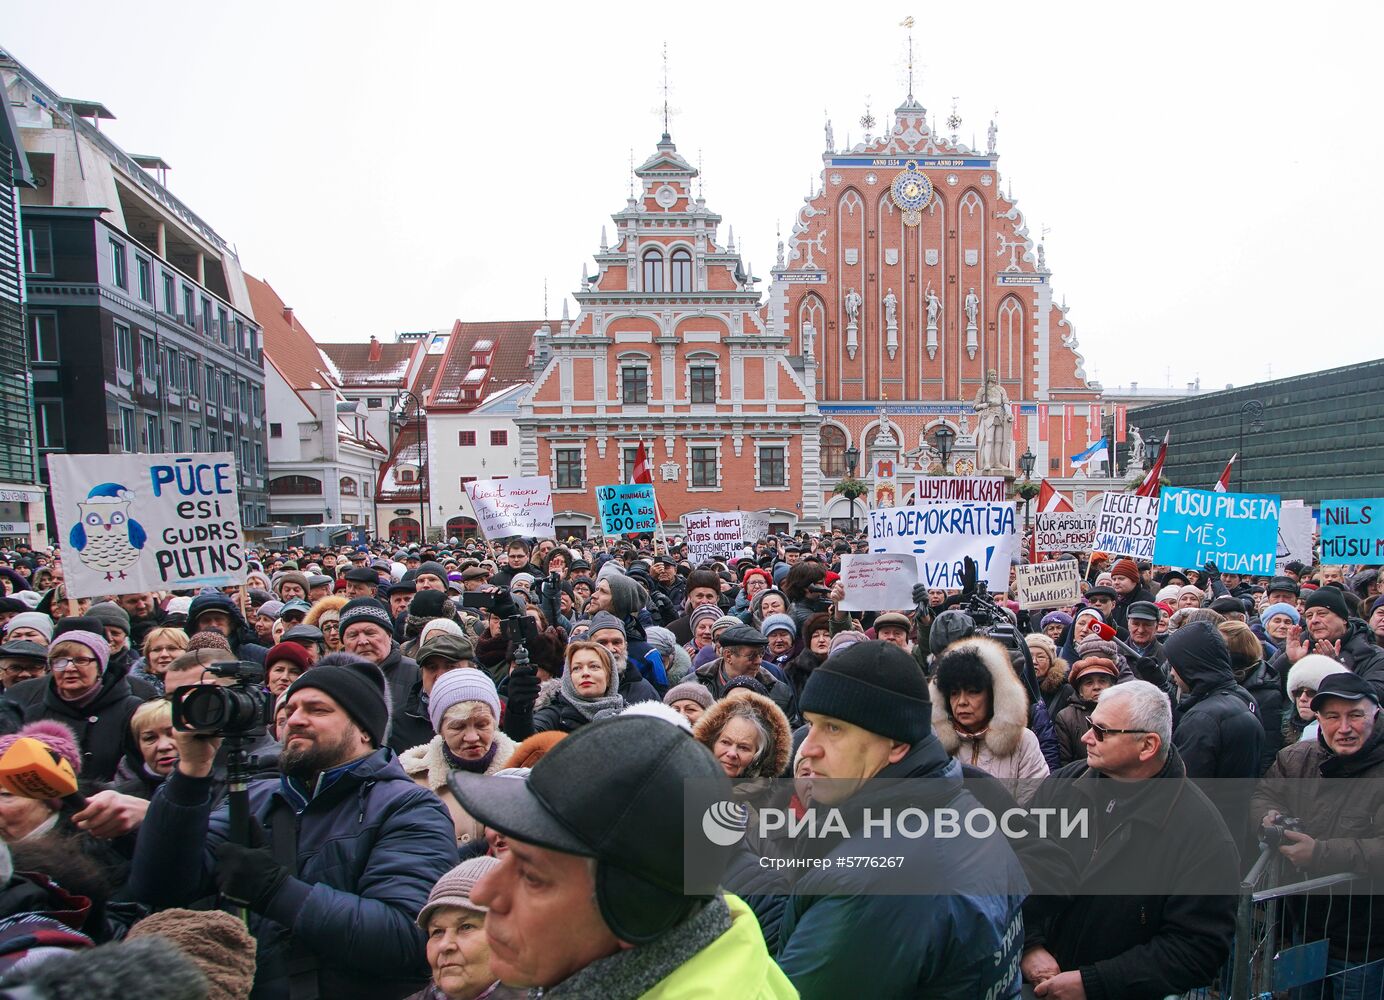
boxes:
[47,453,248,599]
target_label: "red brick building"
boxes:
[516,134,818,537]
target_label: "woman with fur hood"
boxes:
[400,668,517,847]
[930,636,1050,804]
[1025,632,1073,720]
[692,691,792,808]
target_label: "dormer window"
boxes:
[641,249,664,293]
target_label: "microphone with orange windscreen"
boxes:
[0,736,87,810]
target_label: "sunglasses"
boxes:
[1088,720,1151,742]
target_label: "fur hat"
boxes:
[1286,654,1350,696]
[128,908,257,1000]
[503,730,566,769]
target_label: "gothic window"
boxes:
[998,296,1024,381]
[641,249,665,293]
[670,248,693,292]
[819,425,848,478]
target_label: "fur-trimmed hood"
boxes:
[692,691,793,779]
[399,730,519,791]
[931,636,1032,758]
[1038,655,1070,695]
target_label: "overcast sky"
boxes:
[8,1,1381,392]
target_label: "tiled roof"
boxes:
[429,319,540,408]
[244,274,339,402]
[318,340,415,388]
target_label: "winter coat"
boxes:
[1038,656,1075,721]
[184,592,267,663]
[1053,698,1097,767]
[694,658,795,720]
[129,748,457,1000]
[930,638,1050,804]
[1250,726,1384,962]
[693,691,793,800]
[3,669,145,783]
[1235,659,1285,774]
[531,680,612,735]
[377,644,422,753]
[1111,584,1155,631]
[1270,618,1384,703]
[399,731,518,845]
[773,737,1028,999]
[1166,622,1264,843]
[387,677,434,756]
[1025,748,1239,1000]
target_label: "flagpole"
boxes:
[644,438,671,554]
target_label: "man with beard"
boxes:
[129,654,456,1000]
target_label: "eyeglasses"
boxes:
[320,620,340,631]
[1088,720,1151,742]
[50,655,98,672]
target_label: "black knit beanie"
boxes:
[338,597,394,635]
[285,660,388,748]
[416,561,449,584]
[800,639,931,745]
[408,589,449,619]
[1304,585,1350,622]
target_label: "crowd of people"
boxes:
[0,532,1377,998]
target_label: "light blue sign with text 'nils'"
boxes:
[1153,487,1280,576]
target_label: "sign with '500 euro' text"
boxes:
[867,502,1019,590]
[1153,487,1281,575]
[46,453,246,599]
[597,484,659,535]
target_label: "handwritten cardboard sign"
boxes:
[838,553,919,612]
[1092,493,1160,560]
[47,452,246,599]
[913,476,1008,503]
[464,477,554,540]
[867,502,1019,590]
[1154,487,1280,575]
[1014,560,1082,610]
[1034,512,1098,553]
[682,511,745,564]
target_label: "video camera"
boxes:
[170,660,273,738]
[958,557,1024,655]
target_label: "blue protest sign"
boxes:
[1153,487,1280,575]
[597,484,658,535]
[1320,499,1384,564]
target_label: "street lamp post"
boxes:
[933,426,955,474]
[1238,400,1264,492]
[844,445,860,533]
[394,390,427,543]
[1020,448,1036,533]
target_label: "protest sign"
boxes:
[597,484,658,536]
[464,477,554,539]
[867,502,1019,590]
[1091,493,1160,559]
[913,476,1007,503]
[1014,560,1082,610]
[1034,511,1097,553]
[682,511,744,564]
[1320,499,1384,564]
[739,511,771,544]
[1277,504,1315,572]
[47,453,246,599]
[838,553,919,612]
[1153,487,1281,575]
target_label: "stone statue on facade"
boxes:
[1127,426,1146,471]
[973,369,1014,473]
[925,286,941,329]
[883,288,898,329]
[844,287,862,326]
[964,287,980,329]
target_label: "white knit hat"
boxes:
[1286,655,1350,696]
[417,856,500,927]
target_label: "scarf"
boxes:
[443,740,499,774]
[56,679,105,709]
[542,896,731,999]
[559,667,624,722]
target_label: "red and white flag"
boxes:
[1213,454,1237,493]
[1134,432,1171,497]
[631,441,668,523]
[1036,479,1074,513]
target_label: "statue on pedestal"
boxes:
[964,287,980,330]
[883,288,898,329]
[1127,426,1146,471]
[925,286,941,330]
[973,369,1014,474]
[844,287,862,327]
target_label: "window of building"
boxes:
[620,447,641,484]
[691,446,718,488]
[205,364,218,404]
[458,430,476,446]
[234,318,244,352]
[28,313,58,364]
[182,286,195,327]
[460,476,477,488]
[145,413,161,451]
[270,422,282,438]
[620,366,648,404]
[181,356,195,394]
[223,432,234,453]
[397,469,415,483]
[140,335,157,379]
[819,425,848,478]
[220,373,231,408]
[249,385,260,415]
[165,347,180,389]
[109,239,127,290]
[200,296,212,335]
[362,477,370,498]
[238,378,249,413]
[36,401,64,449]
[489,429,508,446]
[240,438,252,473]
[169,420,182,452]
[555,448,583,489]
[367,397,383,408]
[340,476,358,496]
[114,322,134,373]
[758,446,787,488]
[671,248,693,292]
[190,425,202,451]
[218,308,229,345]
[253,441,263,474]
[641,249,664,293]
[136,255,152,302]
[269,475,323,496]
[23,227,52,275]
[162,273,176,314]
[118,407,136,452]
[689,365,716,404]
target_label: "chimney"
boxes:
[282,306,294,327]
[368,335,382,363]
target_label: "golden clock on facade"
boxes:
[890,161,933,227]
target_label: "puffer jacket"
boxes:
[184,592,267,664]
[1270,618,1384,703]
[931,638,1050,804]
[1235,659,1285,774]
[129,747,457,1000]
[377,643,421,752]
[399,731,518,845]
[4,666,144,783]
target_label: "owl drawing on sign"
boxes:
[69,482,147,581]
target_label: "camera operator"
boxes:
[1251,671,1384,995]
[129,656,457,1000]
